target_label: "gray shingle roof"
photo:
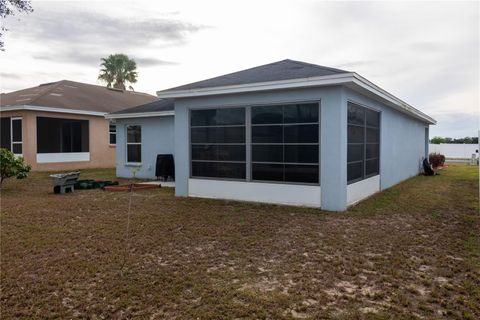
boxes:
[110,98,174,114]
[1,80,156,113]
[160,59,349,92]
[113,59,348,115]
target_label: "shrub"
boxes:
[0,148,31,185]
[429,152,445,168]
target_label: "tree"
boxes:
[98,54,138,90]
[0,148,31,186]
[455,136,479,144]
[430,136,445,144]
[0,0,33,50]
[430,136,479,144]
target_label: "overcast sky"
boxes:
[0,0,478,137]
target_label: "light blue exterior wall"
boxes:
[320,87,348,211]
[344,88,429,190]
[115,116,174,179]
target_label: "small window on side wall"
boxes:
[126,125,141,163]
[11,118,23,155]
[1,117,23,154]
[109,123,116,145]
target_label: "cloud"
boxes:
[430,112,479,138]
[135,58,178,67]
[8,7,206,47]
[409,41,445,52]
[0,72,21,80]
[32,51,103,66]
[32,51,179,68]
[5,5,206,68]
[334,60,375,69]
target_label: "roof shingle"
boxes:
[110,98,174,114]
[1,80,156,113]
[160,59,349,92]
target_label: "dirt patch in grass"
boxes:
[1,166,479,319]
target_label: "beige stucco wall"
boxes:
[1,110,115,171]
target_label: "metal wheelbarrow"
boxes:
[49,171,81,194]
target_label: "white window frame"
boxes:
[10,117,23,156]
[125,124,142,165]
[109,122,116,146]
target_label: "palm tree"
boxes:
[98,54,138,90]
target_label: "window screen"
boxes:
[37,117,89,153]
[190,108,246,179]
[126,125,141,163]
[1,117,11,151]
[11,118,22,154]
[109,123,116,145]
[251,103,319,184]
[347,102,380,184]
[0,117,22,154]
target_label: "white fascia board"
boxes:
[155,72,436,125]
[156,73,356,98]
[0,105,107,116]
[351,74,436,125]
[104,110,175,119]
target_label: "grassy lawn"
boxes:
[1,165,479,319]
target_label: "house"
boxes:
[107,59,436,211]
[0,80,156,171]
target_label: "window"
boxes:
[37,117,89,153]
[1,118,10,150]
[109,123,116,145]
[347,102,380,184]
[190,108,246,179]
[126,125,141,163]
[251,103,319,184]
[11,118,22,154]
[189,103,320,184]
[1,117,23,155]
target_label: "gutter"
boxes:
[350,73,436,125]
[105,110,174,119]
[156,73,355,98]
[0,105,107,117]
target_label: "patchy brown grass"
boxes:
[1,165,479,319]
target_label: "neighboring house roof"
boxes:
[105,99,174,119]
[0,80,156,116]
[154,59,435,125]
[163,59,348,91]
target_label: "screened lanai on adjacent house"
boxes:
[109,59,435,211]
[0,80,156,170]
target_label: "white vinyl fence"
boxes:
[429,144,479,159]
